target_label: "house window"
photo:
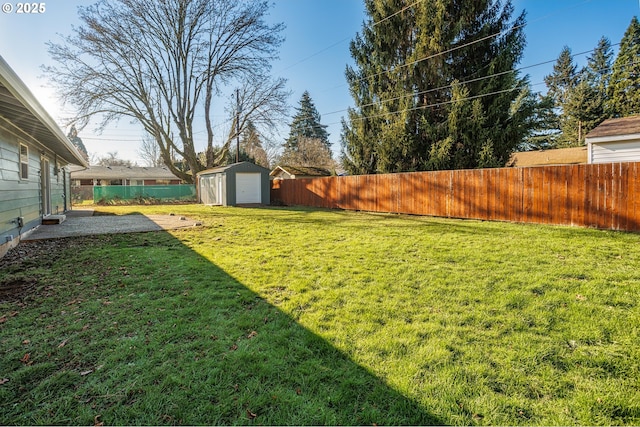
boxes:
[19,144,28,179]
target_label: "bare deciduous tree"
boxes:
[138,135,162,167]
[96,151,134,167]
[44,0,288,183]
[278,137,336,171]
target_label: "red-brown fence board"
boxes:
[629,163,639,230]
[271,162,640,232]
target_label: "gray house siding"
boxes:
[0,127,73,255]
[0,55,86,258]
[0,129,41,243]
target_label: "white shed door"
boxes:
[200,175,223,205]
[236,173,261,204]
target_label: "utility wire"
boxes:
[275,0,424,74]
[372,0,423,27]
[332,42,621,116]
[82,1,604,148]
[324,59,637,127]
[324,0,590,93]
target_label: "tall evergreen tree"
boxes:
[521,93,561,150]
[608,16,640,117]
[586,36,614,97]
[341,0,533,174]
[67,125,89,162]
[558,37,614,146]
[284,91,330,153]
[544,47,579,108]
[538,38,614,147]
[541,46,580,147]
[240,121,269,168]
[560,80,603,146]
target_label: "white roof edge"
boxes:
[0,55,88,167]
[586,133,640,144]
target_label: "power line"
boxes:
[324,59,638,128]
[372,0,423,27]
[81,0,613,151]
[339,42,621,115]
[322,0,591,93]
[275,0,424,75]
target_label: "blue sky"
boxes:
[0,0,638,164]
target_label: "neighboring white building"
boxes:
[586,115,640,164]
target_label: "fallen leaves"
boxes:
[58,339,69,348]
[20,353,31,364]
[0,311,19,324]
[0,378,9,385]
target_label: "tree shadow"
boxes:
[0,230,443,425]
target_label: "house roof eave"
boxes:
[0,55,88,167]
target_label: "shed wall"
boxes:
[590,139,640,164]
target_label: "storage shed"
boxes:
[586,115,640,164]
[197,162,270,206]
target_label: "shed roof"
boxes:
[270,165,332,178]
[197,161,269,176]
[585,115,640,139]
[507,146,587,167]
[0,55,87,167]
[71,165,180,180]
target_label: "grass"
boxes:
[1,204,639,425]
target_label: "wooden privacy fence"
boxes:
[270,162,640,232]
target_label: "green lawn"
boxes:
[1,205,639,425]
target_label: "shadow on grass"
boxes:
[0,228,443,425]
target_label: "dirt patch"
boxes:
[0,238,88,303]
[0,239,75,269]
[0,277,37,303]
